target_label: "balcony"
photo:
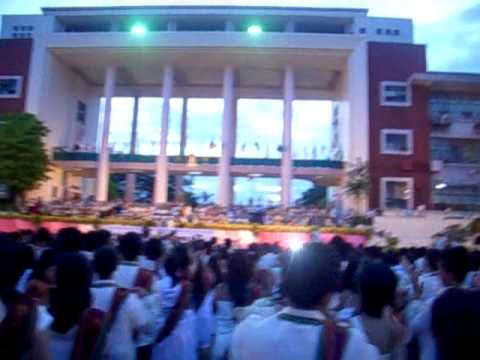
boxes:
[53,150,344,169]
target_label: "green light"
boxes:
[247,24,263,36]
[131,24,147,35]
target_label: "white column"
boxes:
[153,65,174,205]
[175,98,188,201]
[218,66,235,207]
[125,96,140,203]
[281,67,294,208]
[95,66,116,202]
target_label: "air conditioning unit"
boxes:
[431,160,444,172]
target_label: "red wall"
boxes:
[368,42,431,209]
[0,39,32,114]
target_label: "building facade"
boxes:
[0,6,478,210]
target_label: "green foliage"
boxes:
[0,113,50,197]
[345,161,370,213]
[108,178,120,200]
[299,184,327,207]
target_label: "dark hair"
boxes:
[225,238,232,249]
[432,288,480,360]
[30,248,56,283]
[84,230,112,252]
[358,261,397,318]
[93,246,118,279]
[32,227,53,247]
[192,263,207,310]
[164,244,191,286]
[227,250,253,307]
[285,243,340,309]
[425,249,440,272]
[383,250,400,267]
[208,254,224,286]
[55,227,83,253]
[0,238,24,301]
[16,244,35,272]
[469,251,480,272]
[50,253,92,334]
[145,238,164,261]
[440,246,470,284]
[341,254,360,292]
[118,232,142,261]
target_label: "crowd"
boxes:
[22,201,340,226]
[1,227,480,360]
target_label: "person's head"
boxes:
[383,250,400,267]
[358,261,397,318]
[16,243,35,272]
[30,248,57,284]
[164,244,192,285]
[227,249,253,307]
[439,246,470,287]
[118,232,142,261]
[285,243,340,310]
[425,249,440,272]
[32,227,53,247]
[224,238,232,250]
[55,227,83,253]
[0,238,24,301]
[470,251,480,272]
[50,253,91,333]
[93,246,118,280]
[192,262,216,310]
[145,238,165,262]
[432,288,480,360]
[254,269,274,298]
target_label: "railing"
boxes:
[53,151,344,169]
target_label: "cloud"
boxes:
[415,4,480,72]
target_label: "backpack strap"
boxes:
[71,287,129,360]
[70,308,104,360]
[91,287,130,359]
[319,319,349,360]
[134,268,154,293]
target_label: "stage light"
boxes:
[131,24,147,36]
[435,183,447,190]
[289,238,303,252]
[247,24,263,36]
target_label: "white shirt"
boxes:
[408,297,437,360]
[114,261,140,288]
[47,326,78,360]
[231,307,378,360]
[418,272,443,301]
[90,280,147,359]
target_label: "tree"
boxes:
[345,160,370,214]
[298,184,326,207]
[0,113,50,200]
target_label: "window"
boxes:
[393,29,400,36]
[376,28,382,35]
[386,29,392,35]
[380,81,411,106]
[76,101,86,124]
[0,76,22,98]
[381,177,414,209]
[381,129,413,155]
[359,27,366,34]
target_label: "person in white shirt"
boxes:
[417,249,443,301]
[408,246,470,360]
[91,246,147,360]
[231,243,377,360]
[114,232,145,288]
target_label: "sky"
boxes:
[1,0,479,72]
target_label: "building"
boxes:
[0,6,478,210]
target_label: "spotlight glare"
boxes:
[435,183,447,190]
[247,24,263,36]
[131,24,147,35]
[289,238,303,252]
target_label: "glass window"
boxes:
[236,99,283,159]
[380,82,411,106]
[185,98,223,157]
[0,76,22,98]
[383,179,412,209]
[381,130,413,154]
[134,97,183,156]
[97,97,135,154]
[292,100,332,159]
